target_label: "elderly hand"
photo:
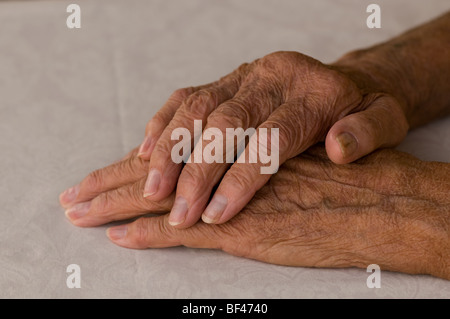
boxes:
[135,50,410,228]
[133,12,450,228]
[59,145,450,279]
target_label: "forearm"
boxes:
[332,11,450,129]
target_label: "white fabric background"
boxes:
[0,0,449,298]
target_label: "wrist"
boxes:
[331,12,450,128]
[330,48,413,123]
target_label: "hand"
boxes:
[60,145,450,279]
[136,51,409,228]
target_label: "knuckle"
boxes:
[262,119,296,152]
[132,216,176,247]
[146,87,197,135]
[235,62,251,74]
[152,137,178,158]
[263,51,297,63]
[222,62,251,84]
[181,89,218,117]
[360,112,385,141]
[132,218,151,247]
[92,191,112,215]
[323,67,348,86]
[258,51,309,73]
[123,147,139,160]
[171,87,194,102]
[179,165,209,192]
[376,96,409,137]
[277,123,297,152]
[326,71,357,99]
[126,181,147,210]
[224,167,255,192]
[121,156,147,178]
[84,169,105,192]
[157,217,173,238]
[208,102,249,129]
[129,179,174,212]
[148,111,169,131]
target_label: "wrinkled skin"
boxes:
[60,13,450,280]
[132,12,450,228]
[134,51,409,228]
[60,145,450,279]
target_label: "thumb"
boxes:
[325,95,409,164]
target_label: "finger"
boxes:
[200,116,289,224]
[142,64,251,202]
[166,80,283,228]
[325,95,409,164]
[59,155,149,209]
[65,177,175,227]
[137,86,203,159]
[106,214,225,250]
[137,63,251,160]
[200,98,326,224]
[198,89,361,225]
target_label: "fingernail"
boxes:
[60,184,80,204]
[65,201,91,221]
[336,132,358,158]
[143,169,161,197]
[169,196,188,226]
[202,194,228,224]
[107,225,128,240]
[137,136,152,157]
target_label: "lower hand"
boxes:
[60,145,450,279]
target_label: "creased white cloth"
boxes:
[0,0,449,298]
